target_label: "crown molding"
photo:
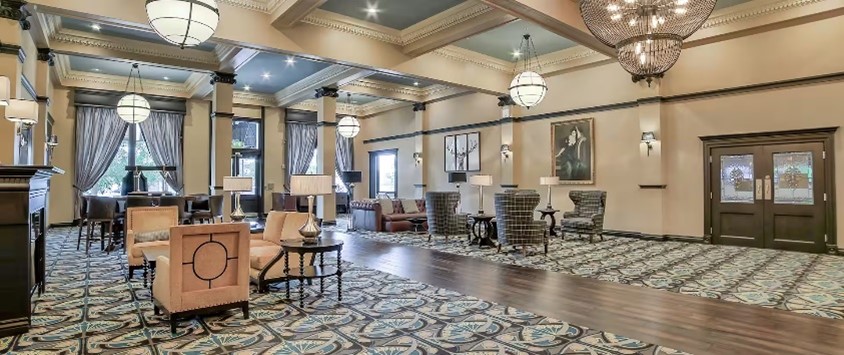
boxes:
[185,72,214,98]
[234,90,276,106]
[302,9,403,44]
[701,0,825,30]
[433,46,513,73]
[218,0,269,12]
[344,79,426,97]
[359,98,412,118]
[275,64,365,106]
[51,29,219,66]
[400,2,496,44]
[54,55,188,96]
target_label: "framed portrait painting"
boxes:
[551,118,594,184]
[444,132,480,172]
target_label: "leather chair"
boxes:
[560,190,607,243]
[192,195,224,224]
[494,190,548,255]
[248,211,315,293]
[80,196,116,255]
[125,206,179,280]
[425,192,469,242]
[152,223,250,334]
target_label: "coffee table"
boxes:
[407,217,427,234]
[281,237,344,308]
[142,246,169,293]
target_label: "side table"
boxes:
[536,208,560,238]
[142,246,169,295]
[281,237,344,308]
[470,214,496,248]
[407,217,427,234]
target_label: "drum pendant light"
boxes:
[146,0,220,49]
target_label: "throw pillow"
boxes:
[134,230,170,243]
[378,199,394,215]
[401,199,419,214]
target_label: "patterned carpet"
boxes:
[0,228,692,354]
[328,220,844,320]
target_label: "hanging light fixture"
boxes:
[146,0,220,49]
[117,64,151,124]
[580,0,716,84]
[509,34,547,109]
[337,93,361,138]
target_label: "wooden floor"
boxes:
[325,231,844,355]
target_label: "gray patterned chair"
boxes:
[425,192,469,242]
[494,190,547,255]
[560,191,607,243]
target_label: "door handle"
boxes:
[764,175,772,200]
[755,179,763,200]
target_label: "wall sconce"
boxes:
[413,152,423,166]
[641,131,657,156]
[0,76,10,106]
[5,98,39,146]
[500,144,512,160]
[46,134,58,164]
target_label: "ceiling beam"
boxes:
[214,44,260,73]
[401,2,516,57]
[269,0,326,28]
[274,65,373,107]
[478,0,615,57]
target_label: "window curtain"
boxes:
[139,111,184,193]
[286,123,318,188]
[335,130,354,191]
[73,106,129,218]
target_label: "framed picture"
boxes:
[444,132,480,172]
[551,118,594,184]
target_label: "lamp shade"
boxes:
[0,76,9,106]
[540,177,559,186]
[509,71,547,109]
[290,174,333,196]
[341,171,362,184]
[448,172,467,184]
[5,99,38,125]
[337,116,361,138]
[469,174,493,187]
[117,94,151,124]
[223,176,253,192]
[146,0,220,48]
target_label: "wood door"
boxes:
[711,146,764,248]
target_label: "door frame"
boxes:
[231,116,265,216]
[368,148,398,198]
[701,127,838,253]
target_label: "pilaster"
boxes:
[498,95,520,188]
[210,72,236,220]
[0,8,25,165]
[33,48,53,165]
[315,87,338,223]
[412,102,427,198]
[636,82,668,235]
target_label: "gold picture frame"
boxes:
[551,118,595,184]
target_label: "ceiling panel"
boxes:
[715,0,753,10]
[237,53,333,94]
[67,55,197,83]
[319,0,466,30]
[338,91,381,105]
[368,73,434,88]
[455,20,578,62]
[62,17,217,52]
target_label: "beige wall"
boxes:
[183,99,211,195]
[48,88,76,224]
[264,107,285,211]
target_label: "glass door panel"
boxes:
[773,152,814,205]
[720,154,755,204]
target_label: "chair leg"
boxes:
[242,303,249,319]
[497,244,501,253]
[427,234,432,242]
[100,223,106,251]
[544,242,548,255]
[76,220,84,250]
[153,305,160,315]
[85,223,93,255]
[170,317,178,334]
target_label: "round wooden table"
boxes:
[281,237,344,308]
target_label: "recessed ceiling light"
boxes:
[352,100,358,104]
[364,2,380,18]
[91,24,101,31]
[512,50,521,58]
[413,81,419,86]
[92,68,100,72]
[244,85,251,91]
[163,76,169,81]
[262,72,271,80]
[286,57,296,65]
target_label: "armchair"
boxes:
[152,223,250,334]
[425,192,469,242]
[248,211,315,292]
[494,190,548,255]
[125,206,179,280]
[560,190,607,243]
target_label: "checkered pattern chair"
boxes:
[560,191,607,243]
[425,192,469,242]
[494,190,547,255]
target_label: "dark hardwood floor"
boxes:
[325,231,844,355]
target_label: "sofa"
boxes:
[350,199,427,232]
[248,211,315,292]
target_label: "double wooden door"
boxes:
[710,142,828,252]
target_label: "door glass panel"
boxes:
[237,157,258,195]
[377,153,397,198]
[773,152,814,205]
[720,154,755,203]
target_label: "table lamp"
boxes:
[469,174,493,215]
[341,171,362,231]
[290,174,333,243]
[223,176,253,222]
[540,176,560,209]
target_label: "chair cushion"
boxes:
[401,199,419,214]
[130,240,170,258]
[378,199,394,215]
[134,230,170,243]
[250,239,278,248]
[249,245,283,269]
[561,218,595,228]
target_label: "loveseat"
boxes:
[350,199,427,232]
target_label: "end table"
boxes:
[537,208,560,238]
[470,214,496,248]
[281,237,344,308]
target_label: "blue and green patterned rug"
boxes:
[328,222,844,320]
[0,228,691,354]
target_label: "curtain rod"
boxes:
[75,103,186,115]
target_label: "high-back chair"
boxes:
[425,191,468,243]
[159,196,189,224]
[191,195,224,224]
[80,196,116,255]
[152,223,250,334]
[248,211,316,292]
[560,190,607,243]
[126,196,157,209]
[494,190,547,255]
[125,206,179,280]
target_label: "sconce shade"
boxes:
[469,174,493,187]
[500,144,512,155]
[47,134,59,146]
[341,171,362,184]
[540,176,559,186]
[223,176,253,192]
[0,76,9,106]
[290,174,333,196]
[448,172,467,184]
[5,99,38,125]
[641,131,656,143]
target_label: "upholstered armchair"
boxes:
[152,223,250,334]
[494,190,548,255]
[560,190,607,243]
[248,211,315,292]
[425,191,469,242]
[126,206,179,280]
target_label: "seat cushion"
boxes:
[249,245,283,269]
[130,240,170,258]
[383,213,426,221]
[561,218,595,228]
[250,239,277,248]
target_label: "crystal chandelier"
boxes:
[509,34,547,109]
[580,0,716,84]
[117,64,151,124]
[337,94,361,138]
[146,0,220,49]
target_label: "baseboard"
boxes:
[601,229,705,243]
[49,222,75,228]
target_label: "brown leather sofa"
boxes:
[350,199,426,232]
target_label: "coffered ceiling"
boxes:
[67,55,197,84]
[61,16,217,52]
[318,0,467,30]
[235,52,333,94]
[368,73,435,89]
[455,19,578,62]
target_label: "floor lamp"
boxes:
[342,171,362,231]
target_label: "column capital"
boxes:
[412,102,426,112]
[314,87,339,98]
[0,0,29,30]
[37,48,54,66]
[210,71,237,85]
[497,95,516,107]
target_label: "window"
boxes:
[304,149,348,193]
[377,152,397,197]
[232,120,260,149]
[88,127,175,195]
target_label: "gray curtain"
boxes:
[286,123,318,188]
[74,106,129,218]
[139,111,184,193]
[335,130,353,191]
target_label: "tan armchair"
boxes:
[152,223,250,334]
[126,206,179,281]
[249,211,315,292]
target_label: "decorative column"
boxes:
[637,82,667,236]
[412,102,427,198]
[210,72,236,220]
[315,87,338,224]
[33,48,53,165]
[0,0,27,165]
[498,95,520,189]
